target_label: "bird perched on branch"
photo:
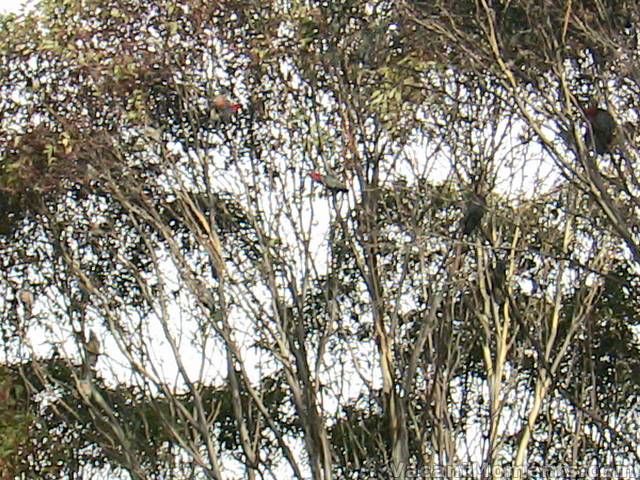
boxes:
[491,258,507,302]
[212,94,241,123]
[492,258,506,290]
[213,94,241,113]
[585,107,616,154]
[309,172,349,193]
[86,330,101,368]
[18,288,34,317]
[461,193,486,236]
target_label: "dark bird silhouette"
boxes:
[585,107,616,154]
[461,194,486,236]
[491,258,507,303]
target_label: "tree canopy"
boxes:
[0,0,639,479]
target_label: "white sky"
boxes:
[0,0,24,14]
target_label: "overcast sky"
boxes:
[0,0,24,14]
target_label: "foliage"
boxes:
[0,0,638,478]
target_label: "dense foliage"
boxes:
[0,0,639,478]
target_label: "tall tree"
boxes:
[0,0,638,479]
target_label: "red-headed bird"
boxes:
[309,172,348,193]
[585,107,616,154]
[213,94,241,113]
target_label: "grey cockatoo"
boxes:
[309,172,349,193]
[86,330,101,368]
[461,194,486,236]
[585,107,616,154]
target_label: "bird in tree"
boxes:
[491,258,507,296]
[213,94,241,113]
[86,330,101,368]
[461,193,486,236]
[585,107,616,154]
[212,94,241,123]
[309,172,349,193]
[18,288,34,317]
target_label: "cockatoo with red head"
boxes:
[212,94,241,124]
[309,172,348,193]
[213,94,241,113]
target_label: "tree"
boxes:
[0,0,638,478]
